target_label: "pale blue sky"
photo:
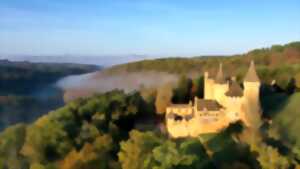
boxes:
[0,0,300,57]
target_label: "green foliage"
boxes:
[21,116,73,163]
[271,45,284,52]
[256,144,289,169]
[286,41,300,49]
[204,123,261,168]
[192,75,204,98]
[60,134,115,169]
[118,130,163,169]
[272,93,300,160]
[151,141,196,169]
[118,130,213,169]
[30,163,46,169]
[0,90,152,169]
[172,75,193,103]
[0,124,28,169]
[260,84,289,118]
[178,139,213,169]
[155,84,173,114]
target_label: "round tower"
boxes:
[204,72,215,99]
[213,63,228,105]
[224,77,244,121]
[243,61,262,127]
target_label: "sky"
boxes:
[0,0,300,60]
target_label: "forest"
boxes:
[106,41,300,89]
[0,42,300,169]
[0,70,300,169]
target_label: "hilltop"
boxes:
[104,42,300,84]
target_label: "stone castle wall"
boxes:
[166,109,233,138]
[223,96,244,121]
[242,82,261,126]
[213,83,229,105]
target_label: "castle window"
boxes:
[174,115,183,121]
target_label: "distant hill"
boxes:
[2,54,151,67]
[59,42,300,102]
[100,41,300,88]
[0,60,100,95]
[105,41,300,76]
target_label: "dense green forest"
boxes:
[1,42,300,169]
[0,78,299,169]
[0,60,100,130]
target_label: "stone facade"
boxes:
[166,61,261,138]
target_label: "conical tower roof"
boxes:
[215,63,226,84]
[244,60,260,82]
[226,80,243,97]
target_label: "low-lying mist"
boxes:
[56,70,180,102]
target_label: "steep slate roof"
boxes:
[225,81,243,97]
[244,61,260,82]
[215,63,226,84]
[196,99,223,111]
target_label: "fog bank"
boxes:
[56,71,179,102]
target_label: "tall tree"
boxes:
[155,84,173,114]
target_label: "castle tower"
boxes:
[215,63,226,84]
[224,77,244,121]
[213,63,229,105]
[242,61,261,127]
[204,72,215,99]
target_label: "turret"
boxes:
[204,72,215,99]
[244,60,260,83]
[243,61,262,127]
[213,63,228,105]
[243,60,260,96]
[215,63,226,84]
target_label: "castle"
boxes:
[165,61,261,138]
